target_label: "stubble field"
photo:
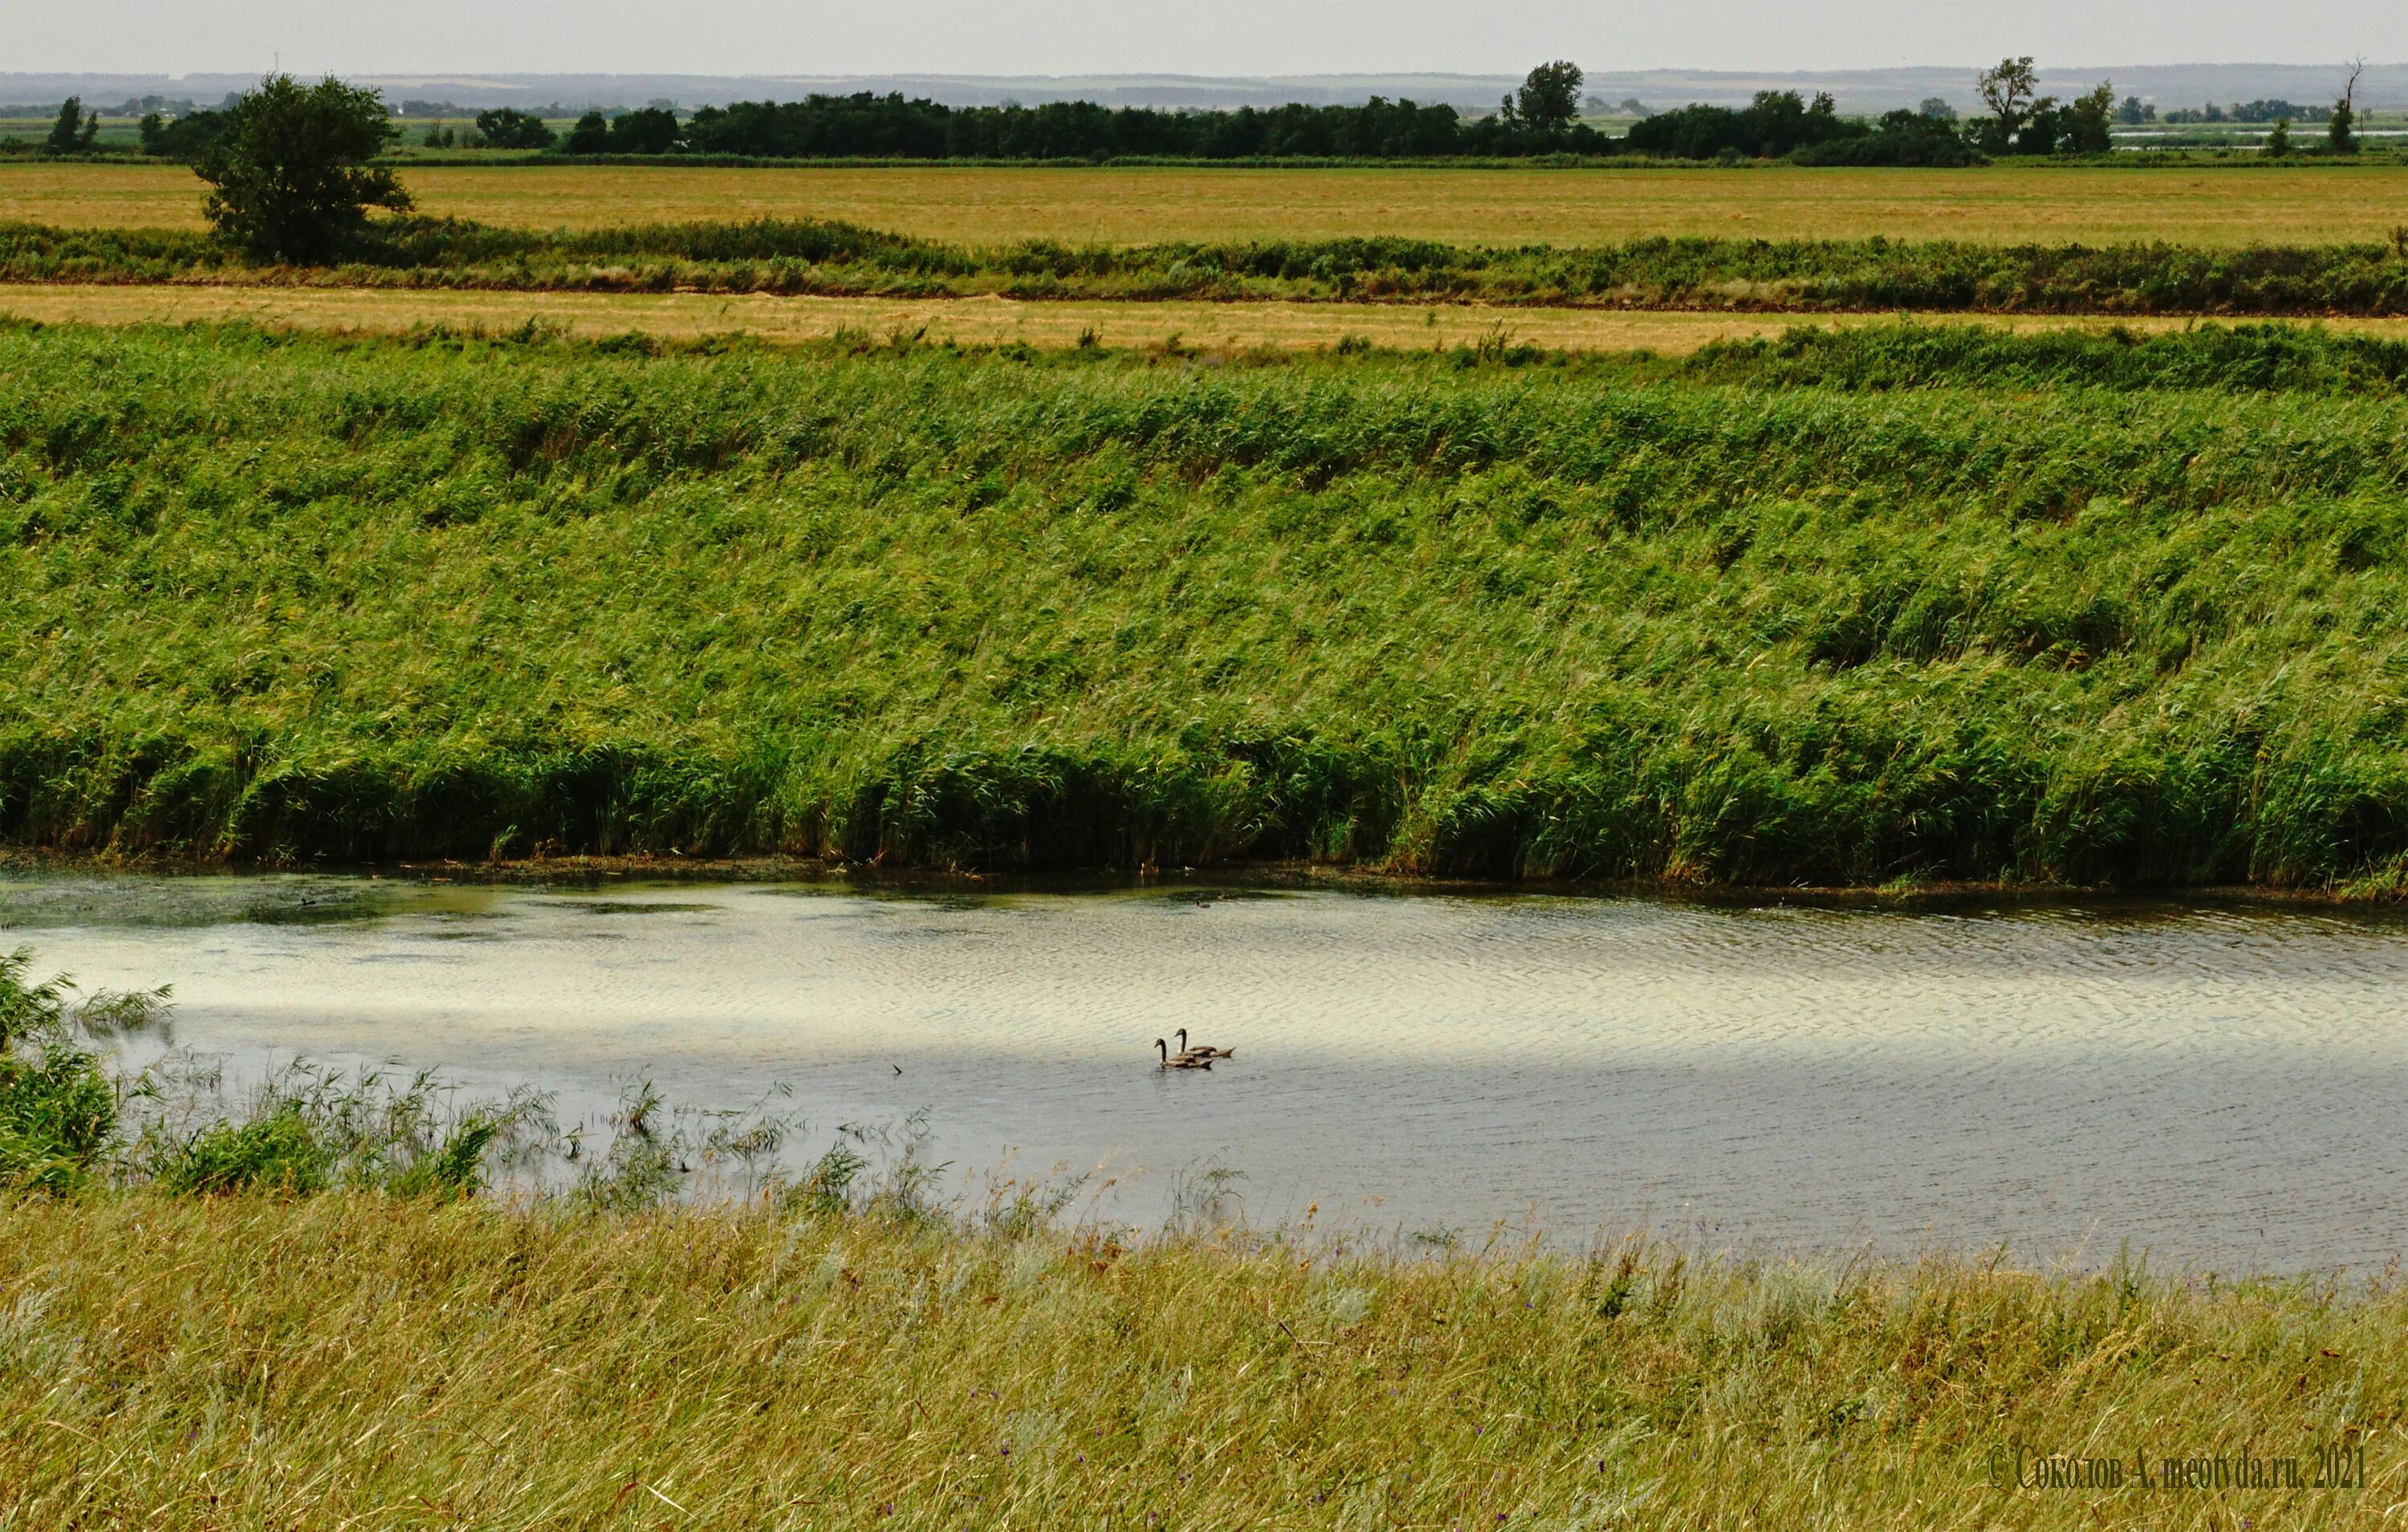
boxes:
[23,281,2408,351]
[8,160,2408,245]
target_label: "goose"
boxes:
[1155,1038,1213,1070]
[1174,1027,1235,1061]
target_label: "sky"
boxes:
[10,0,2404,78]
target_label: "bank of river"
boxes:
[4,872,2402,1271]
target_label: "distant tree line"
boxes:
[1978,56,2368,156]
[2161,100,2330,124]
[1625,92,1978,165]
[43,58,2384,172]
[604,93,1600,160]
[538,80,1979,164]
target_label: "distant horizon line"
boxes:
[5,62,2402,82]
[8,61,2395,113]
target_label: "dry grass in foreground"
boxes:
[0,1194,2398,1529]
[9,161,2408,246]
[20,281,2408,353]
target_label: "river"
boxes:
[5,871,2402,1272]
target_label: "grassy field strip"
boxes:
[0,1194,2398,1529]
[10,161,2408,244]
[21,282,2408,351]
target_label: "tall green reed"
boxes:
[5,321,2408,887]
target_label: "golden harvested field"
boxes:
[8,161,2408,245]
[19,281,2408,351]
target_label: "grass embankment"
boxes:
[3,1195,2400,1529]
[9,160,2408,245]
[7,319,2408,888]
[18,219,2408,313]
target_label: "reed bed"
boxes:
[6,320,2408,888]
[18,217,2408,314]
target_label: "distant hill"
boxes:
[4,63,2399,117]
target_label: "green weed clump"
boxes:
[6,319,2408,888]
[14,216,2408,313]
[138,1064,520,1199]
[0,946,163,1193]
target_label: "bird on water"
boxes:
[1155,1038,1213,1070]
[1175,1027,1234,1061]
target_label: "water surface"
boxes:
[6,873,2403,1270]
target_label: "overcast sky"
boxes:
[11,0,2403,78]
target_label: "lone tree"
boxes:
[197,75,410,262]
[45,97,95,154]
[1975,56,2039,153]
[2329,57,2364,153]
[1506,61,1584,131]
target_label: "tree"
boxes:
[1793,108,1977,166]
[2267,117,2292,156]
[2060,81,2115,154]
[137,108,229,161]
[2329,58,2363,154]
[45,97,87,155]
[563,111,612,154]
[1626,91,1867,161]
[1918,97,1958,122]
[2115,95,2155,124]
[474,107,555,151]
[196,75,411,262]
[2019,96,2062,155]
[1513,62,1584,132]
[1975,56,2038,153]
[605,107,681,154]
